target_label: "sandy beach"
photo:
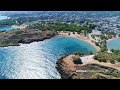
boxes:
[106,34,120,42]
[58,31,100,52]
[107,37,120,42]
[12,24,28,29]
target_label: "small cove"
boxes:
[107,38,120,50]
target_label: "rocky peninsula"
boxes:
[0,29,57,47]
[56,54,120,79]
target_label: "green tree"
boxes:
[74,52,84,56]
[90,51,93,55]
[95,42,99,46]
[73,58,82,64]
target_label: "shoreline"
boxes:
[0,29,57,47]
[106,37,120,51]
[58,31,100,52]
[0,15,10,20]
[12,24,28,30]
[106,37,120,43]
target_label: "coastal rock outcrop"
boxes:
[56,55,120,79]
[0,29,57,47]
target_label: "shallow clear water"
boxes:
[0,27,16,31]
[0,36,97,79]
[107,38,120,50]
[0,15,16,31]
[0,15,9,20]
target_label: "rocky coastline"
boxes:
[56,55,120,79]
[0,29,57,47]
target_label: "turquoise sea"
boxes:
[0,36,97,79]
[0,15,16,31]
[0,27,16,31]
[0,15,9,20]
[107,38,120,50]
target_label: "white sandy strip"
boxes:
[12,24,28,29]
[80,55,94,63]
[107,37,120,42]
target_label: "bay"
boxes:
[0,36,97,79]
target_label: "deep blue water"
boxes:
[0,36,97,79]
[107,38,120,50]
